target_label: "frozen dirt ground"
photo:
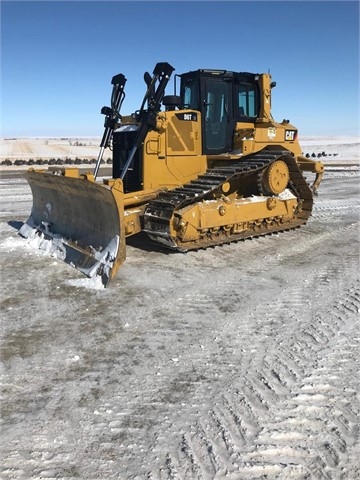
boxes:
[0,150,359,479]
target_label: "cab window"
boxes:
[183,81,199,110]
[238,83,257,118]
[205,80,228,124]
[204,79,229,151]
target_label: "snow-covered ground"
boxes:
[0,138,359,479]
[299,136,359,164]
[0,137,102,161]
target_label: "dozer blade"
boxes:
[19,169,126,287]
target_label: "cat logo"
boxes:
[285,130,297,141]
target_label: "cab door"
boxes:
[201,78,234,155]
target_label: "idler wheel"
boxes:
[261,160,289,195]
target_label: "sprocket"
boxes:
[259,160,290,195]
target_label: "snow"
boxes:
[0,137,359,479]
[65,276,105,291]
[18,217,120,286]
[0,137,102,161]
[299,135,359,163]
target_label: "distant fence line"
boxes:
[0,150,340,167]
[1,157,112,167]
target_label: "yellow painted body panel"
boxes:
[171,192,298,242]
[141,110,207,190]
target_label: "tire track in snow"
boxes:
[114,198,360,478]
[237,283,360,479]
[152,270,359,478]
[314,203,359,212]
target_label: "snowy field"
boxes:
[299,136,359,165]
[0,138,359,479]
[1,137,101,162]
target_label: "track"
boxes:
[143,149,313,250]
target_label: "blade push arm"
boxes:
[120,62,174,180]
[94,73,127,179]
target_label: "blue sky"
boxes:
[1,1,359,138]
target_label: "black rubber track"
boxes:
[142,149,314,250]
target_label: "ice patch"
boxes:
[247,445,304,458]
[19,220,67,260]
[0,235,27,250]
[295,393,327,402]
[68,355,80,363]
[263,431,306,441]
[300,383,333,392]
[18,216,119,287]
[66,275,105,290]
[278,188,297,200]
[245,188,296,203]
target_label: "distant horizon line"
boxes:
[2,134,360,140]
[0,133,360,143]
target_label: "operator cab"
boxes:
[179,70,260,155]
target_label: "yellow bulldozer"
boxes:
[19,62,324,286]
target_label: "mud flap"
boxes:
[19,169,126,287]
